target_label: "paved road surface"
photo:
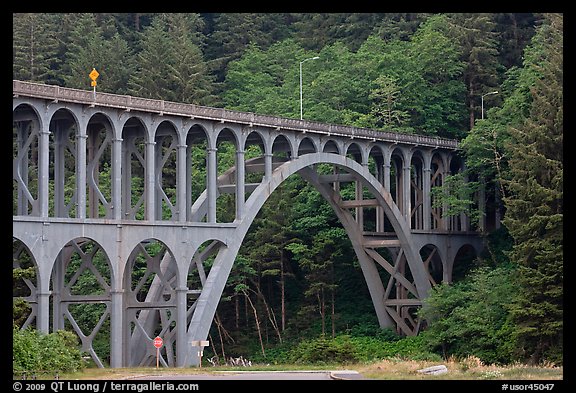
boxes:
[129,370,364,380]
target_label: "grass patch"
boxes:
[355,357,563,380]
[44,358,563,380]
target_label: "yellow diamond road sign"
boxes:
[89,68,99,81]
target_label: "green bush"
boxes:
[13,327,84,375]
[275,334,440,365]
[288,336,358,364]
[418,265,521,365]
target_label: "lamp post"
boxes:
[300,56,319,120]
[481,91,498,120]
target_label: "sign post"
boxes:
[89,68,99,99]
[153,336,163,369]
[191,340,209,368]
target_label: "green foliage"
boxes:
[503,15,563,366]
[248,333,440,365]
[419,265,521,364]
[431,172,481,227]
[288,336,358,364]
[13,327,85,374]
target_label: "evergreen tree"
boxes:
[13,13,61,84]
[99,33,135,95]
[503,13,563,365]
[163,13,216,105]
[204,13,294,85]
[61,13,109,90]
[128,15,175,100]
[404,14,468,137]
[368,75,410,131]
[445,13,502,130]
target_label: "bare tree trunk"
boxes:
[318,287,325,336]
[208,332,218,362]
[214,313,227,361]
[244,290,265,357]
[235,294,239,329]
[250,286,282,344]
[331,288,335,338]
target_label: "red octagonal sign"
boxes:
[153,336,163,349]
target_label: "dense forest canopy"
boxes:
[13,12,562,366]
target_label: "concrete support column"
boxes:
[36,291,51,334]
[53,128,65,217]
[112,138,123,220]
[375,162,385,232]
[153,140,165,221]
[235,150,245,220]
[175,286,188,367]
[145,141,156,221]
[402,165,411,224]
[443,170,450,230]
[51,255,64,331]
[39,126,50,218]
[383,163,391,192]
[207,147,217,223]
[264,153,273,181]
[177,144,187,222]
[76,133,87,219]
[109,290,124,368]
[121,137,132,219]
[423,166,431,231]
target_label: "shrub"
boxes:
[13,327,84,375]
[288,335,359,364]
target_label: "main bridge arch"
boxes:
[184,152,433,366]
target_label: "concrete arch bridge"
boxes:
[12,80,486,368]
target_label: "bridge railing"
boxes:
[13,80,459,149]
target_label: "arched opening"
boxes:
[410,152,425,230]
[13,238,38,330]
[243,131,267,202]
[420,244,443,285]
[52,237,112,368]
[186,124,209,222]
[154,120,178,221]
[49,108,77,218]
[390,149,405,213]
[297,136,317,156]
[13,103,41,216]
[430,153,445,230]
[215,128,239,223]
[451,244,478,283]
[271,133,293,160]
[322,139,340,154]
[124,238,178,367]
[121,117,148,220]
[86,113,114,219]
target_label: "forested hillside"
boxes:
[13,13,562,367]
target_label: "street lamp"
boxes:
[481,91,498,120]
[300,56,319,120]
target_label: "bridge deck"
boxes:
[13,80,459,149]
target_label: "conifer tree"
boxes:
[503,13,563,365]
[13,13,61,84]
[62,13,108,90]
